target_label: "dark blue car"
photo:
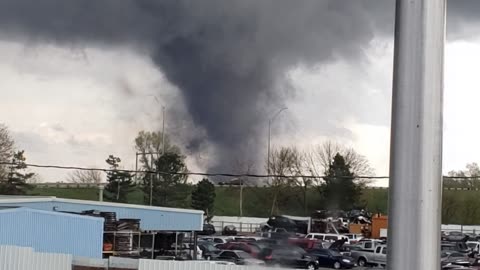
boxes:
[307,248,355,269]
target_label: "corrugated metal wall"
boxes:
[0,245,282,270]
[0,208,103,258]
[0,245,72,270]
[0,199,203,231]
[138,260,283,270]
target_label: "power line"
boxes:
[2,161,480,180]
[0,162,388,179]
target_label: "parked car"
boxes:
[216,250,265,266]
[466,241,480,254]
[305,233,349,243]
[222,225,238,236]
[307,248,355,269]
[199,236,234,244]
[198,241,222,260]
[266,215,309,234]
[441,251,471,268]
[260,227,293,239]
[216,242,261,257]
[267,215,300,232]
[198,224,216,236]
[343,234,364,244]
[466,234,478,241]
[442,242,470,254]
[170,243,203,259]
[447,232,468,242]
[258,246,319,269]
[350,244,387,267]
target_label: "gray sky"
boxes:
[1,1,480,184]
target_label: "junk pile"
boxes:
[311,209,372,234]
[82,210,142,257]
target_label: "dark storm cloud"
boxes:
[1,0,478,171]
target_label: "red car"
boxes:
[218,242,262,258]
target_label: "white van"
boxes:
[343,234,364,244]
[305,233,349,242]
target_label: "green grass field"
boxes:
[27,185,480,224]
[28,185,388,217]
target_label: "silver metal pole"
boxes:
[267,119,271,176]
[135,153,138,182]
[239,178,243,217]
[388,1,445,270]
[150,153,154,206]
[98,185,104,202]
[162,107,166,155]
[151,232,156,259]
[175,232,178,255]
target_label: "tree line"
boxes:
[5,123,480,224]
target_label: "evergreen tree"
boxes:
[104,155,135,203]
[321,153,362,210]
[191,178,216,220]
[142,152,188,207]
[0,151,33,195]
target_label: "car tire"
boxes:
[333,261,341,269]
[358,258,367,267]
[307,263,317,270]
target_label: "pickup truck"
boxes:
[350,244,387,267]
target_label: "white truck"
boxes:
[350,244,387,267]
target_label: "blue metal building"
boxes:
[0,196,204,231]
[0,207,103,258]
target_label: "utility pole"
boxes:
[150,152,154,206]
[388,1,445,270]
[239,178,243,217]
[162,106,166,155]
[267,108,287,176]
[267,107,287,216]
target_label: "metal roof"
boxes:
[0,196,204,231]
[0,196,203,214]
[0,207,104,221]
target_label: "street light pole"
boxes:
[267,108,287,176]
[267,107,287,216]
[162,106,166,155]
[388,1,445,270]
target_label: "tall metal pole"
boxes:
[162,106,166,155]
[267,108,287,176]
[150,153,154,206]
[267,119,271,176]
[388,1,445,270]
[239,177,243,217]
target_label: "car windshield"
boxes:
[202,244,219,252]
[289,245,306,254]
[467,243,477,249]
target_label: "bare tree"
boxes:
[446,163,480,188]
[267,146,300,215]
[291,152,313,215]
[231,158,256,217]
[306,141,374,179]
[67,170,103,184]
[134,130,180,172]
[0,124,14,180]
[27,174,42,184]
